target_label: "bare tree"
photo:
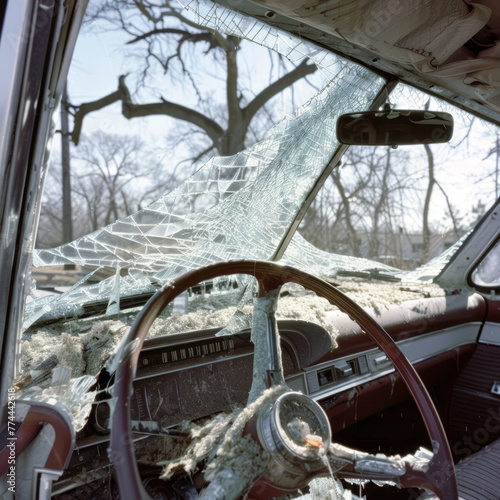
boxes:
[67,0,317,163]
[300,145,418,262]
[38,0,320,248]
[37,131,178,246]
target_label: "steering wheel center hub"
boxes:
[270,392,331,463]
[247,392,332,496]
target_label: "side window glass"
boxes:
[471,239,500,289]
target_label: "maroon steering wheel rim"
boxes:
[110,260,458,499]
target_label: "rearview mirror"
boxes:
[337,110,453,146]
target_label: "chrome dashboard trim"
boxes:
[306,322,481,402]
[71,322,479,460]
[135,322,480,395]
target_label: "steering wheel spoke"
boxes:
[328,441,456,497]
[248,281,287,404]
[327,442,415,480]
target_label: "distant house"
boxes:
[355,231,460,269]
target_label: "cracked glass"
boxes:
[12,2,500,498]
[27,0,385,328]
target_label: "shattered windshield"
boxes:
[23,0,499,333]
[27,0,390,329]
[21,0,500,403]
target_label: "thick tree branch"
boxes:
[127,27,194,43]
[122,98,224,146]
[71,85,124,144]
[244,60,317,122]
[127,28,217,48]
[70,75,224,146]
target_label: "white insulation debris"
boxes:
[19,280,445,380]
[19,320,128,381]
[296,477,361,500]
[203,385,285,482]
[15,321,128,429]
[161,411,237,479]
[161,385,285,495]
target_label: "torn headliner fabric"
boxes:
[245,0,500,114]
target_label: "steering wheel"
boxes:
[109,260,458,499]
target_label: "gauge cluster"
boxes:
[92,320,332,433]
